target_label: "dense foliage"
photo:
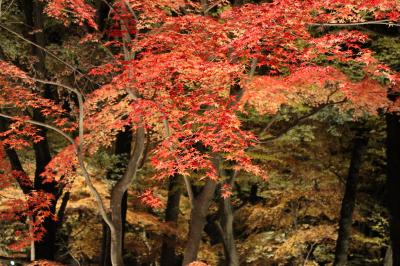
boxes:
[0,0,399,265]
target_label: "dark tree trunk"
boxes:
[34,200,57,260]
[160,175,183,266]
[31,89,56,260]
[95,0,111,31]
[32,101,57,262]
[56,192,70,227]
[0,118,32,194]
[333,128,369,266]
[17,0,61,259]
[1,115,57,260]
[182,179,217,265]
[386,112,400,266]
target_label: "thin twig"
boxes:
[0,23,98,86]
[303,242,317,266]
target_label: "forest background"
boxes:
[0,0,400,266]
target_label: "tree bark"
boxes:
[333,128,369,266]
[18,0,62,260]
[217,172,239,266]
[386,112,400,266]
[109,127,145,266]
[100,130,133,266]
[182,179,217,265]
[384,246,393,266]
[32,110,57,260]
[160,174,183,266]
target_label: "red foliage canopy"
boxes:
[0,0,399,250]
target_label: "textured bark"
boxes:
[101,219,112,266]
[386,112,400,266]
[101,130,133,266]
[218,177,239,266]
[56,192,70,227]
[182,179,217,265]
[333,129,369,266]
[110,127,145,266]
[32,114,57,260]
[18,0,61,260]
[160,175,183,266]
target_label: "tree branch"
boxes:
[0,23,97,85]
[257,99,347,144]
[1,80,116,236]
[0,113,76,147]
[309,20,400,28]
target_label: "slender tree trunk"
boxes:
[101,130,132,266]
[384,246,393,266]
[100,192,128,266]
[218,197,239,266]
[160,175,183,266]
[101,218,112,266]
[182,179,217,265]
[108,127,145,266]
[217,173,239,266]
[386,112,400,266]
[333,128,369,266]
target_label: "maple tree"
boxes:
[0,0,399,265]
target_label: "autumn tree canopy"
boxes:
[0,0,399,265]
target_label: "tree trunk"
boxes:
[217,178,239,266]
[384,246,393,266]
[0,118,32,193]
[18,0,62,260]
[1,115,57,260]
[109,127,145,266]
[182,179,217,265]
[160,174,183,266]
[386,112,400,266]
[95,0,110,31]
[101,218,112,266]
[333,128,369,266]
[32,109,57,261]
[101,130,133,266]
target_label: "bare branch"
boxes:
[0,23,98,85]
[309,20,400,28]
[29,77,82,96]
[1,81,115,236]
[0,113,76,147]
[257,99,347,144]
